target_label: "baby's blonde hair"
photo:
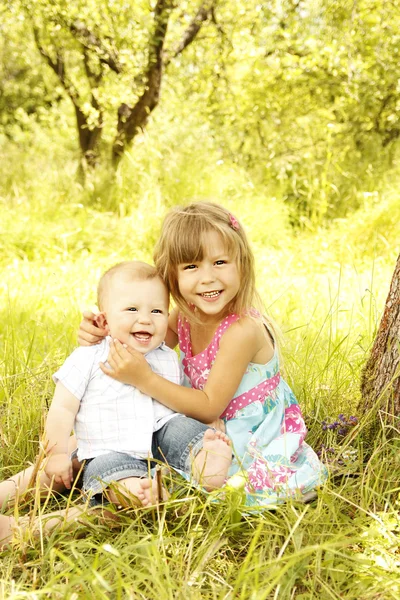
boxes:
[154,202,266,324]
[97,261,163,311]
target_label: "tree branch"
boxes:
[112,0,173,163]
[163,0,217,67]
[32,26,80,105]
[69,20,123,74]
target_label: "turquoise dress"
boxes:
[178,313,327,506]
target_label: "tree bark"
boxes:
[112,0,217,167]
[112,0,172,166]
[33,27,102,176]
[360,253,400,419]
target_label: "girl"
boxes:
[82,202,327,506]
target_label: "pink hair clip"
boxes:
[229,213,240,231]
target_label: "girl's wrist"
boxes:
[137,369,158,396]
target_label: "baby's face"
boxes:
[103,276,169,354]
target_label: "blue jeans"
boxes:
[82,415,208,497]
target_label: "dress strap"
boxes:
[214,314,240,339]
[177,314,192,358]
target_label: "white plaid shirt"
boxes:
[53,338,182,461]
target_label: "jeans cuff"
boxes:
[84,466,148,495]
[180,430,205,474]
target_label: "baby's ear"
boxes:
[95,312,109,333]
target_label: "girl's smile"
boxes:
[199,290,222,301]
[178,230,240,321]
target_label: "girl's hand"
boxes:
[78,310,107,346]
[100,339,152,387]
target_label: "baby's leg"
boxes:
[83,452,167,509]
[0,514,15,548]
[0,435,78,508]
[0,505,86,549]
[105,472,167,508]
[155,416,232,491]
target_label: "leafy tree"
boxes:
[20,0,218,174]
[0,3,61,134]
[177,0,400,224]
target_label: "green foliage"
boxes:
[163,0,400,224]
[3,0,400,219]
[0,4,61,133]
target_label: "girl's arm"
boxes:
[44,382,80,489]
[102,318,265,422]
[78,310,107,346]
[165,307,179,349]
[78,309,179,348]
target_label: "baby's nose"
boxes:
[137,313,151,323]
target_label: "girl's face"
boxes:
[177,230,240,322]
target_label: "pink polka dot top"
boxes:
[177,313,281,421]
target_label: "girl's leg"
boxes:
[154,416,232,491]
[193,429,232,490]
[0,435,78,508]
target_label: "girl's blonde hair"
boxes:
[154,202,268,326]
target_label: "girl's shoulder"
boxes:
[219,314,275,365]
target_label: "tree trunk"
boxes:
[111,0,172,167]
[74,105,102,183]
[111,69,162,166]
[360,253,400,420]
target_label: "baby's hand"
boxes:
[78,310,107,346]
[207,419,226,433]
[100,339,152,387]
[45,453,73,489]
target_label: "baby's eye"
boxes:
[127,307,137,312]
[152,309,163,314]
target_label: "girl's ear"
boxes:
[95,312,109,333]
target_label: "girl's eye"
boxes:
[183,264,196,270]
[215,260,226,266]
[127,307,137,312]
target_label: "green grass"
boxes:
[1,135,400,598]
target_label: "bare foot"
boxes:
[136,473,169,508]
[193,428,232,491]
[0,514,16,549]
[106,474,168,509]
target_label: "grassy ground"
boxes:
[1,139,400,598]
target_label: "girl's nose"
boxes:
[199,264,215,284]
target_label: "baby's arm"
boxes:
[102,318,265,422]
[44,382,80,489]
